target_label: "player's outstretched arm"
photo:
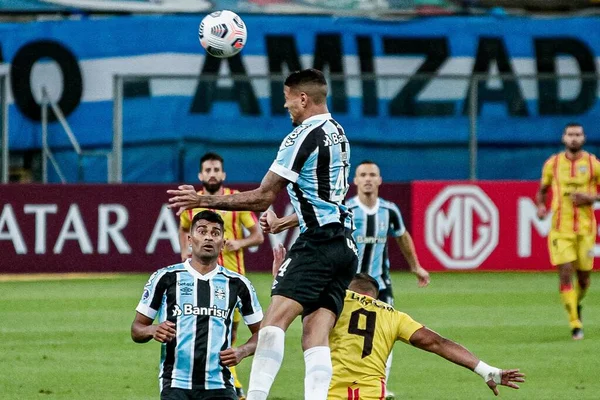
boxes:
[220,321,262,366]
[168,171,289,215]
[409,327,524,396]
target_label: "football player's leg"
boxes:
[246,296,303,400]
[302,308,337,400]
[549,232,581,331]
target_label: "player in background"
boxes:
[267,245,525,400]
[168,69,358,400]
[178,152,264,399]
[132,210,263,400]
[536,122,599,340]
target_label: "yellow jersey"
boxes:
[179,187,258,275]
[329,290,423,400]
[541,151,600,235]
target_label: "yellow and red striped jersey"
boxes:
[541,151,600,235]
[179,187,258,275]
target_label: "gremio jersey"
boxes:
[269,113,353,233]
[136,261,263,391]
[347,196,406,289]
[329,291,423,400]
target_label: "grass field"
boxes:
[1,271,599,399]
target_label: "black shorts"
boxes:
[161,387,237,400]
[271,223,358,318]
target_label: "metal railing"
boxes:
[41,87,113,183]
[113,72,600,182]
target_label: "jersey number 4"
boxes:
[347,309,376,358]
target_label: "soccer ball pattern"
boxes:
[198,10,247,58]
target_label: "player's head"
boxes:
[349,273,379,298]
[284,69,328,127]
[199,152,226,194]
[189,210,225,262]
[562,122,585,153]
[354,160,382,196]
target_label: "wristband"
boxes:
[474,361,502,384]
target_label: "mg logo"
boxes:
[425,185,499,269]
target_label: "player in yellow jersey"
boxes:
[178,152,264,399]
[536,123,599,340]
[269,246,525,400]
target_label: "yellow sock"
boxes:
[230,365,243,389]
[575,281,588,303]
[560,287,582,329]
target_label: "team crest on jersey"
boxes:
[379,221,387,231]
[214,287,226,300]
[579,166,588,174]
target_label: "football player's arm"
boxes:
[168,171,289,215]
[409,327,524,395]
[536,157,554,218]
[178,226,189,261]
[394,233,429,287]
[131,312,176,344]
[219,321,261,366]
[260,210,299,234]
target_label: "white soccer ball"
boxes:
[198,10,247,58]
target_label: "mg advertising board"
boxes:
[411,181,600,271]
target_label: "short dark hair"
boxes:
[190,210,225,233]
[350,273,380,298]
[357,160,378,168]
[200,152,224,171]
[284,69,328,104]
[564,122,583,132]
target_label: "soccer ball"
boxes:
[198,10,247,58]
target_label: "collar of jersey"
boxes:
[356,197,380,215]
[184,259,221,281]
[302,113,331,125]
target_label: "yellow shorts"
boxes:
[328,381,384,400]
[548,231,595,271]
[233,308,242,324]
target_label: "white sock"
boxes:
[385,351,393,394]
[304,346,333,400]
[246,326,286,400]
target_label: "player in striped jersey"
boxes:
[168,69,358,400]
[536,123,600,340]
[132,210,263,400]
[178,152,264,399]
[347,160,429,399]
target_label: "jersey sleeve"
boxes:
[236,276,263,325]
[540,156,555,187]
[393,310,424,344]
[180,209,192,230]
[388,203,406,237]
[135,270,169,320]
[240,210,258,229]
[269,125,316,183]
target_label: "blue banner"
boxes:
[2,14,599,153]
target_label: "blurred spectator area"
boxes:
[449,0,599,11]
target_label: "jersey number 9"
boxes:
[347,309,376,358]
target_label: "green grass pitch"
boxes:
[1,271,599,399]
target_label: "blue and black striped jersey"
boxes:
[269,113,353,233]
[136,261,262,391]
[347,196,406,289]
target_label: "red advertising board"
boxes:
[410,181,600,271]
[0,183,412,274]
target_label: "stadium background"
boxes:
[1,1,600,399]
